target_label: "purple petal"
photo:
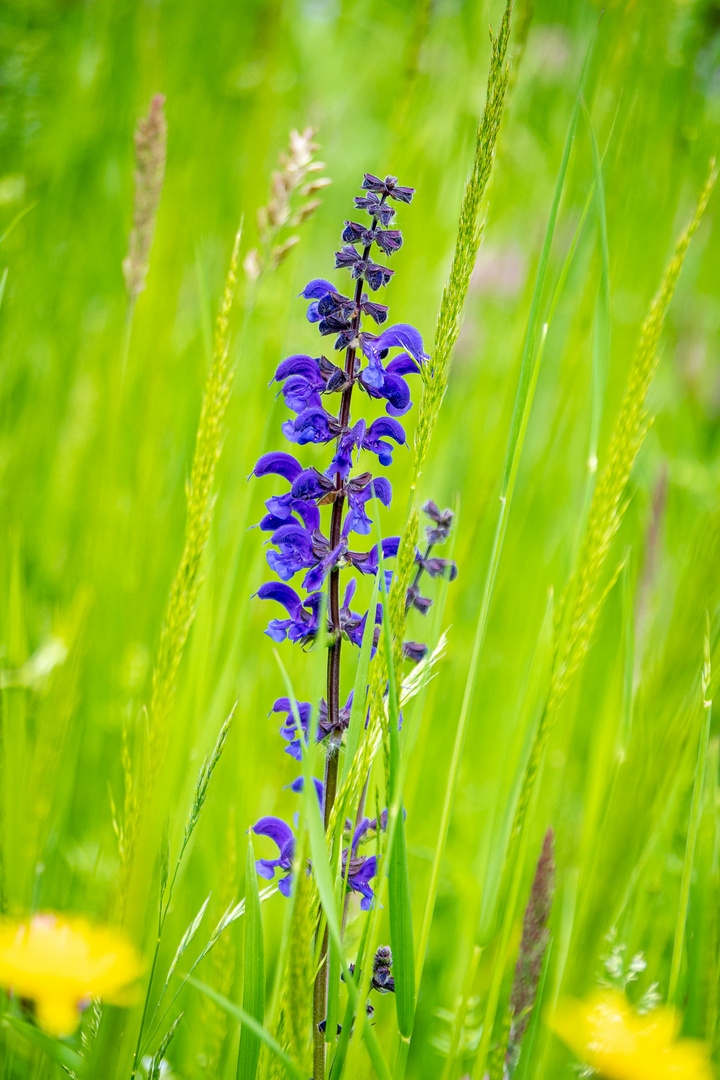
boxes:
[256,858,279,880]
[363,323,427,364]
[253,816,294,853]
[256,582,304,617]
[290,776,324,805]
[353,855,377,885]
[273,355,322,383]
[387,352,421,377]
[278,875,293,898]
[253,452,304,483]
[366,417,406,445]
[300,278,336,300]
[342,577,357,610]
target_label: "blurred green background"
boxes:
[1,0,720,1075]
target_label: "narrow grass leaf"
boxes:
[167,892,211,983]
[238,839,265,1080]
[668,626,713,1004]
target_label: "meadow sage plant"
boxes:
[249,173,456,1077]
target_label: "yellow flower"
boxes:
[0,913,142,1037]
[549,991,713,1080]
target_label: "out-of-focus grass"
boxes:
[1,0,719,1077]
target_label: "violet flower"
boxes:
[253,816,295,897]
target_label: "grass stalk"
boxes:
[414,29,595,1008]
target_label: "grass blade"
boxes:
[237,839,265,1080]
[166,892,211,983]
[668,625,713,1004]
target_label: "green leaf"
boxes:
[189,977,304,1080]
[388,813,414,1038]
[237,839,265,1080]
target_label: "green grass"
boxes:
[1,1,720,1078]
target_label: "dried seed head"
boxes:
[245,125,331,281]
[122,93,167,300]
[506,828,556,1076]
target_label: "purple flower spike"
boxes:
[249,173,434,920]
[253,816,295,896]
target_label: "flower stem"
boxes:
[312,216,381,1079]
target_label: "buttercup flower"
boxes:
[549,991,713,1080]
[0,913,142,1037]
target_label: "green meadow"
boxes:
[1,0,719,1077]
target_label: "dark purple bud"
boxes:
[342,220,373,245]
[402,640,428,663]
[361,173,415,203]
[354,191,396,227]
[421,556,458,581]
[318,356,351,393]
[405,583,433,615]
[360,297,389,324]
[318,313,354,338]
[372,229,403,256]
[363,261,395,291]
[422,500,455,544]
[317,1020,343,1035]
[371,945,395,994]
[335,244,361,270]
